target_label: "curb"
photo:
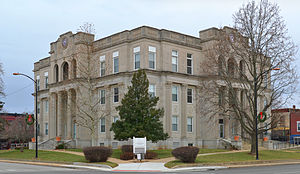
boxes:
[0,159,112,171]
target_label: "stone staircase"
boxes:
[219,138,242,150]
[29,138,76,150]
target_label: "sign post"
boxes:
[133,137,146,161]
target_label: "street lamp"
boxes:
[13,72,38,158]
[255,67,280,160]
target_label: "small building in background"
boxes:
[0,113,34,149]
[271,105,300,144]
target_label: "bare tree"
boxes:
[71,23,109,146]
[202,0,298,155]
[6,116,34,151]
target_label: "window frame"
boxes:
[113,116,119,123]
[100,89,106,104]
[172,50,178,72]
[45,123,48,135]
[149,84,156,98]
[44,100,49,113]
[134,46,140,70]
[187,88,193,104]
[44,72,48,89]
[149,46,156,69]
[100,55,105,77]
[113,87,119,103]
[172,85,178,102]
[100,118,106,133]
[172,115,178,132]
[297,121,300,132]
[36,75,40,91]
[187,117,193,133]
[187,53,193,75]
[113,51,119,74]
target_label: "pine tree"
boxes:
[110,69,168,142]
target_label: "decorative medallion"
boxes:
[62,37,68,48]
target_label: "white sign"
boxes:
[133,137,146,154]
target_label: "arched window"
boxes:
[71,59,77,79]
[218,56,224,75]
[62,62,69,80]
[227,58,235,77]
[54,64,59,83]
[239,60,245,78]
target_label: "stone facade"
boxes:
[33,26,269,149]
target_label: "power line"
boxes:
[5,83,33,97]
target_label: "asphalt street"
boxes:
[1,162,300,174]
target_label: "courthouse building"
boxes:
[33,26,269,149]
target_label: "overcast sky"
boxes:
[0,0,299,113]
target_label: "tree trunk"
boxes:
[91,130,97,146]
[250,134,256,155]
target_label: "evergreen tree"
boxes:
[110,69,168,142]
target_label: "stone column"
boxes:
[195,87,201,140]
[165,82,172,137]
[67,90,72,139]
[57,92,62,137]
[105,85,111,140]
[39,99,44,140]
[49,93,56,138]
[181,84,187,139]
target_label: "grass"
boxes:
[0,149,86,163]
[0,149,118,168]
[165,150,300,168]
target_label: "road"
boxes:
[1,162,300,174]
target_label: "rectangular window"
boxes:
[187,88,193,103]
[114,87,119,103]
[113,51,119,73]
[218,88,224,107]
[100,89,106,104]
[187,117,193,132]
[37,102,40,114]
[219,119,224,138]
[45,100,49,113]
[297,121,300,132]
[149,84,156,98]
[100,118,105,132]
[44,72,48,89]
[134,47,140,70]
[172,86,178,102]
[36,75,40,91]
[73,123,76,138]
[45,123,48,135]
[100,55,105,77]
[172,50,178,72]
[187,53,192,75]
[113,116,119,123]
[149,46,156,69]
[172,116,178,131]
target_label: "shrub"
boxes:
[145,150,157,159]
[56,143,66,149]
[121,145,133,153]
[171,146,199,163]
[83,146,112,162]
[120,152,134,160]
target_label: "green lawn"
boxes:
[0,150,117,168]
[165,150,300,168]
[0,149,86,163]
